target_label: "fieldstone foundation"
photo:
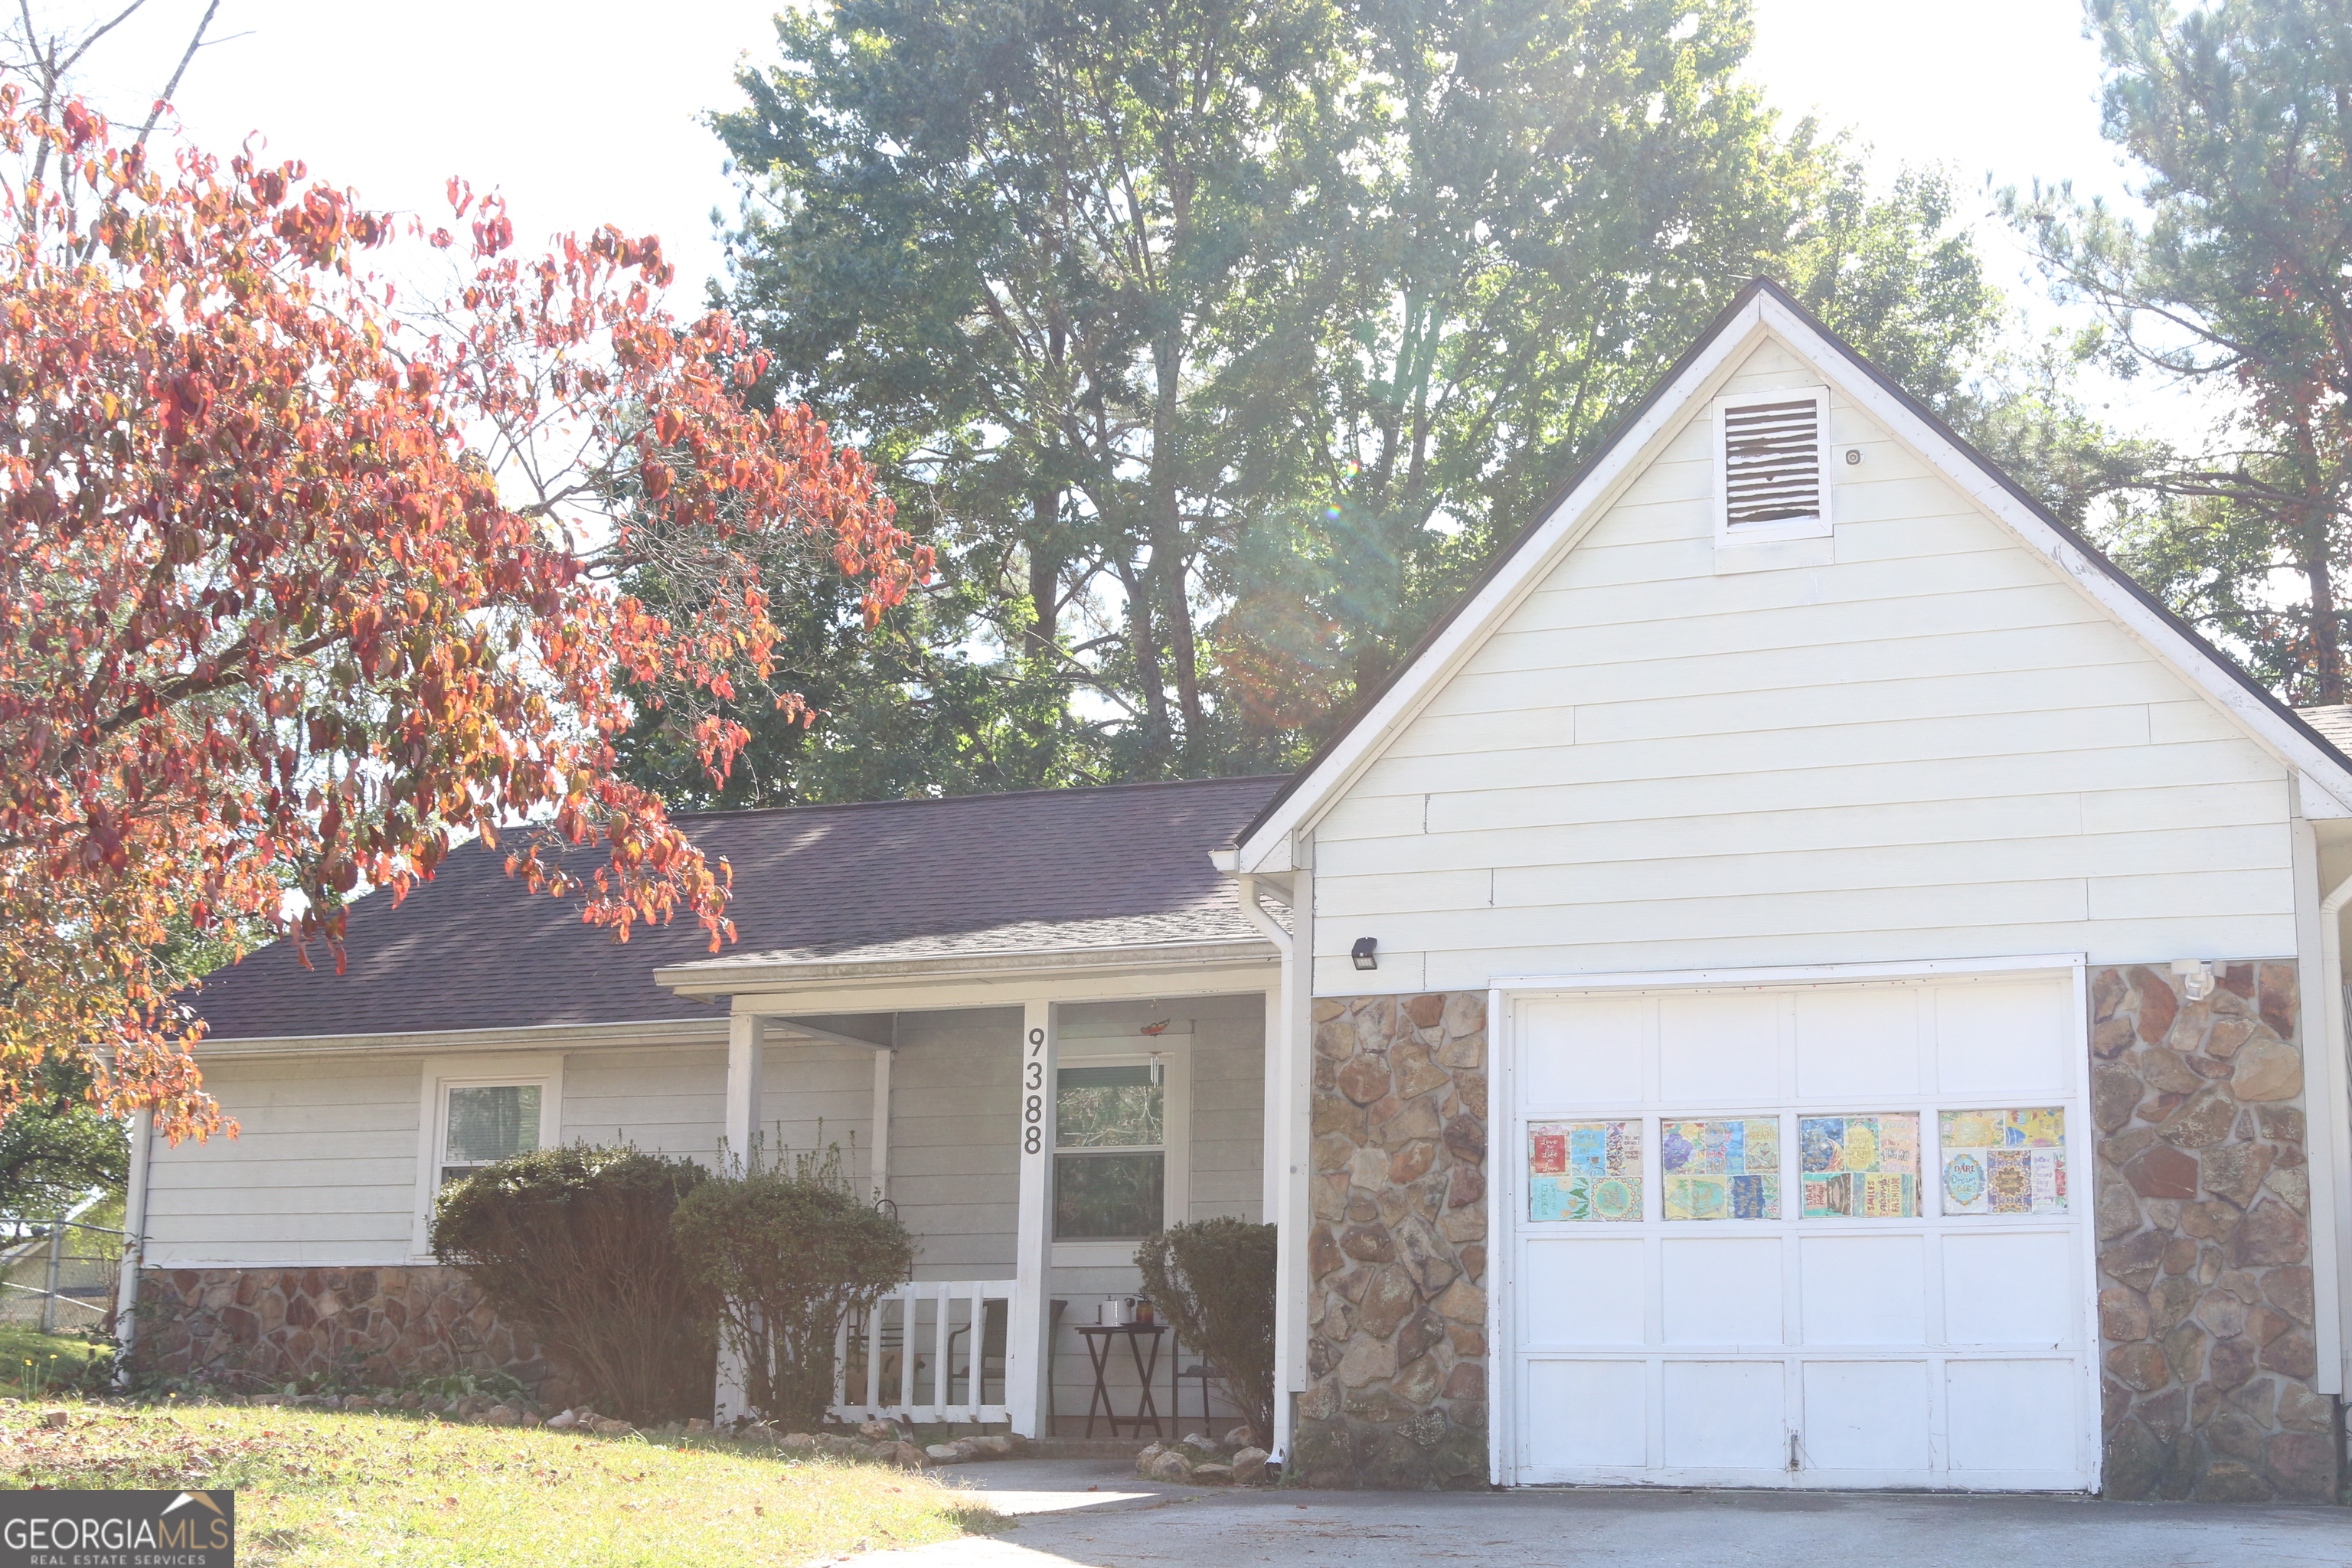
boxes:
[136,1266,579,1404]
[1295,991,1488,1489]
[2092,962,2338,1502]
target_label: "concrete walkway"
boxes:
[874,1457,2352,1568]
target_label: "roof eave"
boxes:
[655,935,1279,997]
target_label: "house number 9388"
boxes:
[1024,1027,1046,1153]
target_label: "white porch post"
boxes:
[724,1012,768,1170]
[716,1014,766,1423]
[1008,1000,1058,1438]
[871,1048,893,1202]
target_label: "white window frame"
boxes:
[1713,384,1834,547]
[410,1054,564,1259]
[1051,1035,1191,1268]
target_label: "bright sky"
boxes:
[36,0,2178,430]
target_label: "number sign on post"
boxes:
[1008,1000,1059,1436]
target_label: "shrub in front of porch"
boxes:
[672,1147,914,1429]
[1136,1217,1276,1447]
[431,1145,717,1424]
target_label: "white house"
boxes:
[129,280,2352,1501]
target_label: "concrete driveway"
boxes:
[871,1457,2352,1568]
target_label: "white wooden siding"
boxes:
[1312,337,2300,993]
[139,994,1266,1325]
[564,1047,725,1160]
[889,1008,1021,1279]
[145,1057,424,1266]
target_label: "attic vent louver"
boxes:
[1713,384,1831,544]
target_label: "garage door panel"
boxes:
[1527,1361,1646,1468]
[1661,1362,1785,1469]
[1795,987,1920,1099]
[1801,1361,1932,1472]
[1946,1359,2077,1475]
[1522,997,1646,1105]
[1799,1234,1926,1345]
[1942,1232,2075,1346]
[1524,1238,1645,1345]
[1506,975,2091,1492]
[1657,992,1780,1102]
[1661,1238,1783,1346]
[1932,982,2069,1098]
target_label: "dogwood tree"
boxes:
[0,90,926,1139]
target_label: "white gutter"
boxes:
[1230,874,1292,959]
[113,1112,155,1389]
[2318,871,2352,1395]
[658,936,1276,995]
[1227,865,1305,1462]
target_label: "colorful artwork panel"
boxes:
[1528,1121,1642,1223]
[1939,1107,2067,1216]
[1661,1119,1780,1220]
[1796,1113,1921,1217]
[1665,1173,1781,1221]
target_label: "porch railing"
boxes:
[831,1279,1015,1426]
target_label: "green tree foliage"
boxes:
[0,1057,128,1228]
[670,1147,914,1429]
[2008,0,2352,702]
[693,0,2004,792]
[1135,1217,1276,1445]
[431,1147,717,1423]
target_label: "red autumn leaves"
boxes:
[0,87,929,1138]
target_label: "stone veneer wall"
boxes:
[136,1266,579,1404]
[1294,991,1489,1489]
[2092,961,2338,1502]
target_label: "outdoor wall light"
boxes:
[1351,937,1379,971]
[1844,448,1863,465]
[2171,959,2216,1001]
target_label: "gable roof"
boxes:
[194,775,1287,1041]
[1232,277,2352,871]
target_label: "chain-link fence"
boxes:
[0,1198,122,1333]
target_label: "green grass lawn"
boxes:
[0,1400,1000,1566]
[0,1322,107,1398]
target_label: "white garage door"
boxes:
[1498,969,2096,1491]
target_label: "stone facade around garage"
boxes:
[134,1265,582,1406]
[1294,991,1489,1490]
[2091,961,2340,1503]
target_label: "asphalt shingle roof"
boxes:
[191,776,1289,1041]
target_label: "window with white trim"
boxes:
[1053,1061,1165,1241]
[436,1081,548,1186]
[1715,384,1831,544]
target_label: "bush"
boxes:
[1135,1217,1276,1446]
[430,1145,716,1423]
[671,1148,913,1429]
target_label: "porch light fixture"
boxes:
[1351,937,1379,972]
[2171,959,2216,1001]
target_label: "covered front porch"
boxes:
[663,941,1293,1442]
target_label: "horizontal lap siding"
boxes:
[145,1057,423,1265]
[1311,341,2298,991]
[564,1047,725,1159]
[891,1009,1021,1279]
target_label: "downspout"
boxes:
[113,1112,155,1389]
[1230,869,1298,1460]
[2320,871,2352,1398]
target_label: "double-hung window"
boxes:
[1053,1063,1165,1240]
[438,1082,547,1186]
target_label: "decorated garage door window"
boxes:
[1940,1107,2067,1215]
[1528,1120,1641,1221]
[1798,1112,1920,1217]
[1661,1119,1781,1220]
